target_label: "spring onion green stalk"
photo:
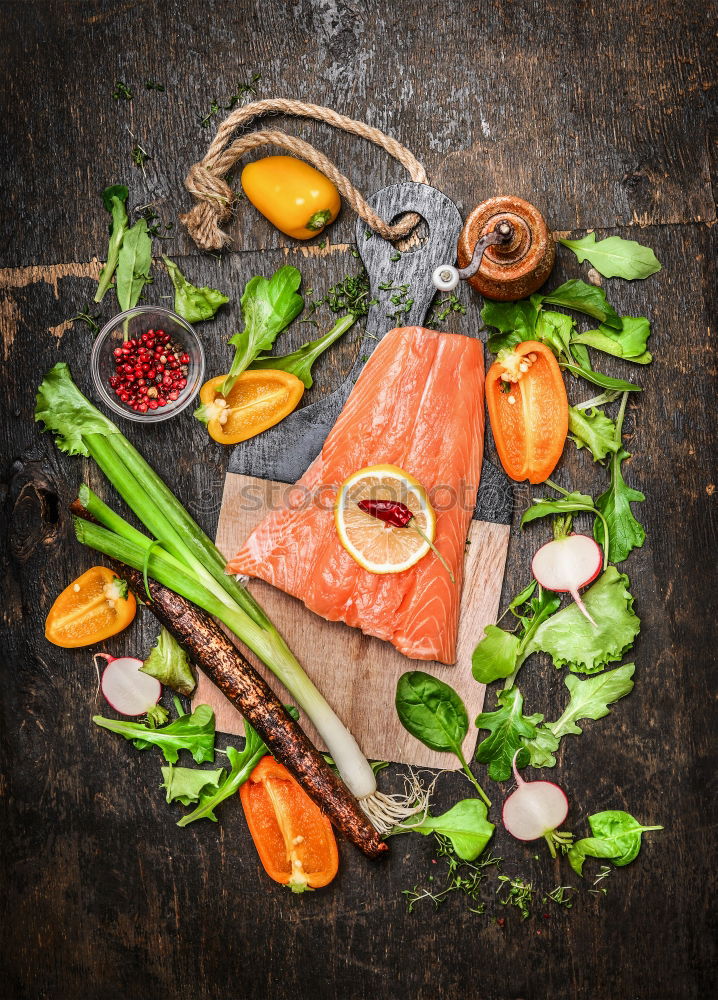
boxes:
[36,364,421,820]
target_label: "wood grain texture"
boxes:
[1,2,717,999]
[195,473,509,765]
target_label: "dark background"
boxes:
[1,2,716,998]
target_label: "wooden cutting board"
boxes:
[194,474,509,768]
[193,183,512,769]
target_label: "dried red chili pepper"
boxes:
[357,498,414,528]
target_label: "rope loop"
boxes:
[180,98,428,251]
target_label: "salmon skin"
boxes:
[227,327,485,664]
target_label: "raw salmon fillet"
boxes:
[227,327,485,664]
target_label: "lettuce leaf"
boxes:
[141,627,196,695]
[160,765,224,805]
[568,405,620,461]
[526,568,640,674]
[594,449,646,563]
[474,687,542,781]
[93,704,215,764]
[35,362,119,456]
[163,256,228,323]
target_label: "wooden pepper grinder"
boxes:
[432,195,555,301]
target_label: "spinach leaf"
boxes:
[594,449,646,562]
[95,184,129,303]
[568,405,620,461]
[568,810,663,876]
[395,800,495,861]
[396,672,491,805]
[222,266,304,396]
[160,765,224,805]
[93,704,216,764]
[572,316,652,364]
[141,626,196,695]
[559,362,642,392]
[116,218,153,312]
[541,279,622,329]
[527,568,640,674]
[472,586,560,685]
[474,686,542,781]
[162,256,229,323]
[251,313,355,388]
[395,670,468,756]
[558,233,661,280]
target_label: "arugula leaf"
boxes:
[35,362,119,456]
[396,671,468,756]
[222,266,303,396]
[572,316,652,364]
[396,800,495,861]
[250,313,355,388]
[559,362,641,392]
[472,586,560,684]
[541,279,622,329]
[568,810,663,876]
[568,405,620,461]
[162,256,228,323]
[594,449,646,562]
[527,568,640,674]
[160,765,224,805]
[474,687,542,781]
[549,663,635,738]
[141,627,196,695]
[558,233,661,280]
[116,218,153,312]
[95,185,129,303]
[93,704,216,764]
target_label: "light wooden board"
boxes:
[194,473,510,769]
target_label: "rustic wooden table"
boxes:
[1,2,716,998]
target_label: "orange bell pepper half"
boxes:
[45,566,136,648]
[485,340,568,485]
[240,756,339,892]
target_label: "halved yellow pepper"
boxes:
[198,370,305,445]
[241,156,341,240]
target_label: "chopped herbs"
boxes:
[70,305,101,334]
[113,81,133,101]
[145,79,165,92]
[198,73,261,127]
[139,206,173,239]
[131,144,151,168]
[496,875,535,919]
[427,292,467,327]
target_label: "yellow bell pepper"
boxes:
[241,156,341,240]
[198,370,305,445]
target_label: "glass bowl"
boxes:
[91,306,205,423]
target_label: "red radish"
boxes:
[531,533,602,626]
[99,654,162,716]
[502,752,573,858]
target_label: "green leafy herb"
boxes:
[162,256,229,324]
[396,671,490,806]
[145,79,165,91]
[482,299,539,350]
[572,316,652,364]
[198,74,260,126]
[220,266,303,397]
[113,81,133,101]
[319,270,376,317]
[251,313,355,388]
[559,361,641,392]
[402,838,501,913]
[395,799,495,861]
[131,144,151,168]
[496,874,534,919]
[141,627,196,695]
[558,233,661,280]
[95,185,129,303]
[568,404,619,461]
[523,664,635,766]
[474,687,542,781]
[93,704,216,764]
[527,568,640,674]
[160,765,224,805]
[177,712,293,826]
[427,292,467,327]
[568,810,663,876]
[541,279,622,329]
[472,584,560,685]
[70,305,102,334]
[116,218,153,312]
[593,393,646,562]
[139,206,173,239]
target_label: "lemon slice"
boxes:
[334,464,436,574]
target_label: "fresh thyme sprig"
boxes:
[112,81,133,101]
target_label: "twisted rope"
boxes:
[181,98,428,251]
